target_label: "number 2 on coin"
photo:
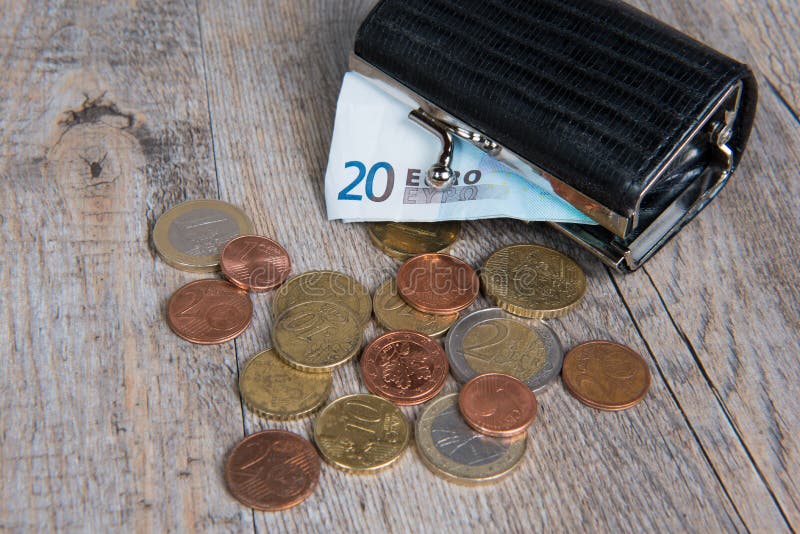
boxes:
[337,161,394,202]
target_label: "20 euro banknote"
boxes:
[324,71,595,225]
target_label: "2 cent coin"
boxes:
[561,340,651,411]
[224,430,321,511]
[166,279,252,344]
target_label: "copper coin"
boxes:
[360,330,449,405]
[561,340,651,411]
[220,234,291,292]
[396,253,479,315]
[224,430,321,511]
[458,373,538,437]
[166,279,252,344]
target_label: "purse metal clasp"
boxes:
[409,108,501,189]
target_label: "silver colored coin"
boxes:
[153,199,253,272]
[444,308,563,393]
[416,394,526,485]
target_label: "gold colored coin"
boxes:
[372,279,458,338]
[239,348,332,420]
[480,244,586,318]
[153,199,253,272]
[367,221,461,260]
[416,394,526,485]
[271,271,372,326]
[314,394,410,472]
[272,300,363,373]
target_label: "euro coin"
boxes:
[360,331,448,405]
[153,199,253,272]
[272,300,362,373]
[239,348,332,419]
[445,308,563,393]
[166,279,252,344]
[314,394,410,472]
[480,244,586,318]
[396,253,479,314]
[271,271,372,326]
[416,394,526,485]
[562,340,650,411]
[367,221,460,260]
[372,279,458,338]
[220,235,291,292]
[224,430,320,511]
[458,373,538,437]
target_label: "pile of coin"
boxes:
[154,201,652,510]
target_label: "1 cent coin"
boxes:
[396,253,479,315]
[458,373,538,437]
[360,331,448,405]
[166,279,252,344]
[561,340,651,411]
[220,235,291,292]
[153,199,253,272]
[224,430,321,511]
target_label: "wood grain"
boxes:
[1,0,798,532]
[0,1,248,531]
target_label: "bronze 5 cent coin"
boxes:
[220,235,291,292]
[561,340,651,411]
[396,253,479,315]
[360,330,449,405]
[166,279,252,344]
[224,430,321,511]
[458,373,538,437]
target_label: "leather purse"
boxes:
[351,0,757,271]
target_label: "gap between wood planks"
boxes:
[606,262,793,532]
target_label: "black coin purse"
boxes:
[351,0,757,271]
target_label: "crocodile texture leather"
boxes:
[355,0,757,219]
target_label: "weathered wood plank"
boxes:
[616,0,800,528]
[0,1,248,531]
[197,0,765,531]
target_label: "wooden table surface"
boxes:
[2,1,798,532]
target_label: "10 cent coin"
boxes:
[314,394,410,472]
